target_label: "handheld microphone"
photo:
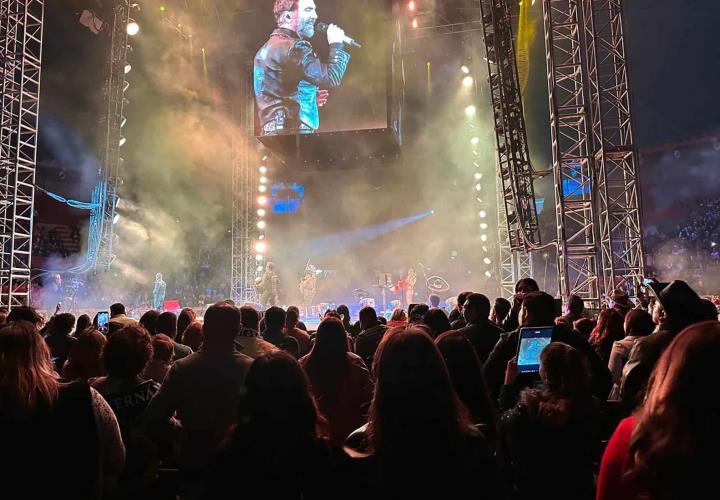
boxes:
[315,21,362,48]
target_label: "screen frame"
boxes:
[97,311,110,333]
[516,326,554,374]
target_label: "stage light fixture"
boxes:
[123,80,130,92]
[258,195,267,205]
[255,254,264,261]
[471,136,479,145]
[257,221,266,229]
[119,136,126,147]
[257,209,266,217]
[480,234,488,242]
[474,172,482,180]
[462,76,474,87]
[255,242,266,253]
[411,18,418,29]
[124,63,131,74]
[120,116,127,128]
[484,270,492,278]
[259,234,265,240]
[113,213,120,224]
[461,65,470,74]
[479,210,487,218]
[408,1,416,11]
[258,185,267,193]
[127,21,140,36]
[480,223,488,229]
[259,176,267,184]
[259,166,267,173]
[484,257,492,265]
[464,105,476,116]
[257,265,264,272]
[475,183,482,191]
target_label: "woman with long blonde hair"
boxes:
[0,320,125,499]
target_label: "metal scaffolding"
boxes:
[479,0,540,252]
[230,66,259,305]
[95,0,130,271]
[582,0,645,297]
[0,0,44,308]
[542,0,600,307]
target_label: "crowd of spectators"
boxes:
[2,276,719,499]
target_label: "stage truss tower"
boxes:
[230,67,259,305]
[95,0,130,271]
[0,0,44,308]
[582,0,645,296]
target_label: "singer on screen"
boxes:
[254,0,352,135]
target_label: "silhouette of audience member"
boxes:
[354,306,388,372]
[300,317,373,447]
[208,352,335,499]
[0,321,125,499]
[457,293,504,364]
[490,297,512,327]
[142,333,175,384]
[422,307,452,338]
[607,309,655,400]
[235,306,277,359]
[262,306,300,358]
[285,306,312,356]
[599,321,720,500]
[157,311,193,361]
[588,309,625,363]
[44,312,76,372]
[61,328,107,382]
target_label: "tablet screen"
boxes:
[517,327,554,373]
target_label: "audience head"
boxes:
[304,317,349,396]
[181,321,204,351]
[177,308,197,341]
[102,325,153,379]
[655,280,708,330]
[151,333,175,364]
[0,306,8,324]
[109,303,126,317]
[52,313,75,337]
[428,294,440,308]
[359,306,379,330]
[567,294,585,316]
[6,305,43,328]
[456,291,472,310]
[463,293,491,325]
[285,306,300,328]
[435,330,496,427]
[0,321,58,410]
[139,310,160,335]
[62,329,106,381]
[409,303,429,319]
[628,321,720,498]
[264,306,286,330]
[336,304,351,327]
[235,351,319,446]
[240,306,260,331]
[533,342,590,404]
[369,327,470,455]
[588,308,625,349]
[491,297,512,324]
[573,317,596,339]
[74,314,91,336]
[203,302,242,348]
[520,291,557,327]
[156,312,178,340]
[422,308,452,338]
[515,278,540,296]
[377,316,387,326]
[390,308,407,323]
[624,308,655,338]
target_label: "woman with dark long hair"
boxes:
[207,351,335,498]
[423,308,452,338]
[498,342,599,500]
[346,326,499,498]
[598,320,720,500]
[435,330,496,433]
[589,308,625,363]
[176,307,197,344]
[0,321,124,499]
[61,328,106,382]
[299,317,373,447]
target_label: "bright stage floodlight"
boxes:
[257,221,266,229]
[484,270,492,278]
[484,257,492,265]
[464,105,476,116]
[113,213,120,224]
[257,209,266,217]
[119,136,126,147]
[258,196,267,205]
[127,21,140,36]
[471,136,479,145]
[480,223,488,229]
[463,76,474,87]
[255,242,266,253]
[474,172,482,180]
[475,183,482,191]
[479,210,487,218]
[461,65,470,74]
[408,1,416,11]
[411,18,418,29]
[255,254,264,261]
[258,185,267,193]
[259,166,267,174]
[124,63,131,74]
[480,234,488,242]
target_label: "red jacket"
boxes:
[597,416,647,500]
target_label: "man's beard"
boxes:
[298,19,315,39]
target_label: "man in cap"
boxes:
[619,280,715,411]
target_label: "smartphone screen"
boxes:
[517,326,554,373]
[97,311,110,333]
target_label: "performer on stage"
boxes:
[153,273,167,311]
[405,268,417,307]
[254,0,351,135]
[299,269,317,309]
[259,262,281,307]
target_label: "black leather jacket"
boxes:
[254,28,350,134]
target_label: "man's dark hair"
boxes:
[410,304,429,319]
[204,302,242,344]
[522,291,557,326]
[109,303,126,317]
[286,306,300,325]
[457,291,473,308]
[465,293,491,322]
[157,312,178,340]
[568,295,585,316]
[359,306,378,329]
[429,294,441,308]
[493,297,511,322]
[139,310,160,335]
[264,306,286,330]
[53,313,76,336]
[273,0,298,22]
[7,305,42,326]
[103,325,153,378]
[240,306,260,331]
